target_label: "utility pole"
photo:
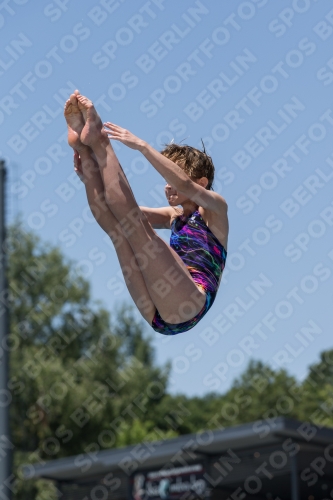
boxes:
[0,160,12,499]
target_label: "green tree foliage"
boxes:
[297,351,333,425]
[7,222,333,499]
[153,361,301,436]
[8,223,171,499]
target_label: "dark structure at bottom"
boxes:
[22,417,333,499]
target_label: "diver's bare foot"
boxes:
[64,94,88,153]
[76,94,108,147]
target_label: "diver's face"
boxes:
[164,161,191,206]
[164,182,189,206]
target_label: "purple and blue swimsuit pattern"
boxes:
[151,210,227,335]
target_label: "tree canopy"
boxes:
[6,222,332,499]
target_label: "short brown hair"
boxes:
[160,142,215,190]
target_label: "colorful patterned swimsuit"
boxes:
[151,210,227,335]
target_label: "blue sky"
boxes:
[2,0,333,397]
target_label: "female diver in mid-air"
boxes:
[64,90,228,335]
